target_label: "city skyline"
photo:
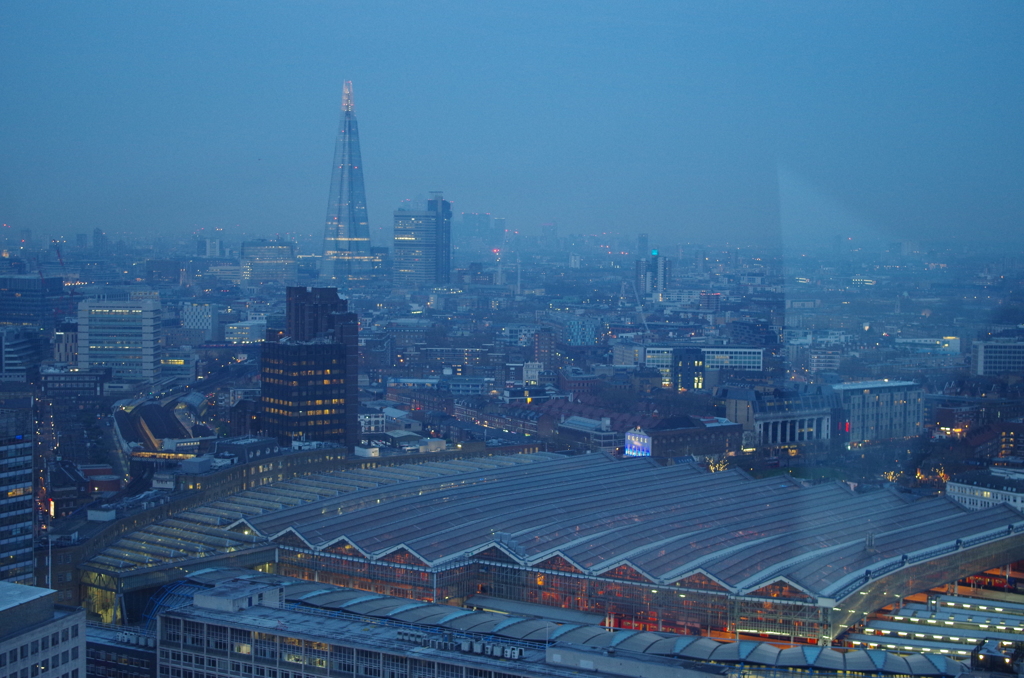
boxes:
[1,2,1022,248]
[3,3,1024,666]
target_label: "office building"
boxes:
[85,625,156,678]
[160,347,198,382]
[0,275,67,332]
[53,321,77,364]
[225,320,267,344]
[972,340,1024,377]
[0,408,33,583]
[393,193,452,287]
[635,249,671,296]
[181,302,221,342]
[39,366,110,398]
[240,239,298,288]
[701,346,762,371]
[0,327,45,383]
[0,582,85,677]
[77,299,162,383]
[145,259,184,286]
[832,380,924,444]
[320,81,373,286]
[260,287,358,447]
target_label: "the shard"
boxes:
[320,81,372,286]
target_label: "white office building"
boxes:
[78,299,162,382]
[0,583,86,678]
[972,340,1024,377]
[701,347,763,371]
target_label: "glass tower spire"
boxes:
[321,81,372,285]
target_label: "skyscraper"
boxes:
[260,287,358,447]
[393,192,452,288]
[321,81,372,286]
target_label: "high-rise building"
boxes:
[260,287,358,447]
[0,408,34,583]
[0,275,67,332]
[77,299,162,382]
[637,232,649,256]
[461,211,491,245]
[393,193,452,288]
[635,249,671,296]
[492,216,507,244]
[321,81,373,286]
[92,227,108,252]
[0,328,45,383]
[240,239,297,288]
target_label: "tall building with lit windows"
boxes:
[77,299,162,383]
[393,193,452,288]
[320,81,374,287]
[0,408,34,582]
[260,287,358,447]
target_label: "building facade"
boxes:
[0,408,33,583]
[241,240,298,288]
[0,583,86,678]
[0,275,67,332]
[947,468,1024,510]
[260,288,358,447]
[700,347,762,372]
[181,303,221,343]
[972,340,1024,377]
[77,299,162,383]
[832,380,924,445]
[393,194,452,288]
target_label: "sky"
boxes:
[1,1,1022,251]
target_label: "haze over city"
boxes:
[2,4,1024,678]
[2,1,1022,247]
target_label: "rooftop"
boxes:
[159,569,968,676]
[0,581,53,613]
[233,454,1024,601]
[832,380,919,390]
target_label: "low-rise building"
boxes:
[832,380,924,445]
[947,467,1024,510]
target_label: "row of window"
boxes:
[85,650,150,669]
[2,628,78,666]
[86,668,148,678]
[3,669,77,678]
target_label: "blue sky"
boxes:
[1,1,1021,250]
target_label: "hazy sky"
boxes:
[1,1,1021,250]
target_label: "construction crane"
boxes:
[51,240,79,321]
[629,280,651,342]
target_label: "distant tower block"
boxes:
[637,233,649,256]
[321,81,373,286]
